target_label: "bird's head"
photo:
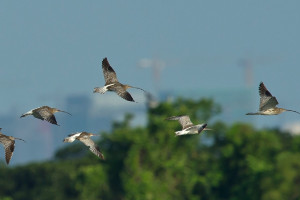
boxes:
[197,124,208,133]
[278,108,288,114]
[124,85,131,90]
[88,133,99,137]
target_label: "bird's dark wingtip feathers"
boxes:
[102,57,109,65]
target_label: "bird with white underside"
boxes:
[20,106,71,126]
[246,82,300,115]
[93,57,146,102]
[0,128,25,165]
[63,132,104,160]
[166,115,211,136]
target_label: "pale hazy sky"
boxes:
[1,1,300,128]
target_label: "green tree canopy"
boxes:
[0,97,299,200]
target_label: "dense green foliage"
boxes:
[0,98,300,200]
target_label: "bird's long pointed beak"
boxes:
[58,110,72,115]
[286,109,300,114]
[16,138,26,143]
[128,85,147,93]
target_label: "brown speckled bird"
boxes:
[20,106,71,126]
[63,132,104,160]
[0,128,25,164]
[246,82,300,115]
[93,57,146,102]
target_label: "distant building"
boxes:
[65,94,91,131]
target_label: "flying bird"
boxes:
[20,106,71,126]
[63,132,104,160]
[166,115,211,136]
[93,57,146,102]
[0,128,25,165]
[246,82,300,115]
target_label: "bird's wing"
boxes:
[166,115,194,130]
[0,136,15,164]
[197,123,207,134]
[79,137,105,160]
[113,85,135,102]
[37,108,58,125]
[102,58,118,84]
[67,132,82,137]
[258,82,279,111]
[5,141,14,164]
[64,132,82,142]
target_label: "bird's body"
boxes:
[20,106,71,125]
[93,57,146,102]
[63,132,104,160]
[246,108,287,115]
[0,128,25,164]
[166,115,211,136]
[174,124,208,136]
[246,82,300,115]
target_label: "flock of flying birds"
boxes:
[0,57,299,165]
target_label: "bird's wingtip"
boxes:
[100,155,105,160]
